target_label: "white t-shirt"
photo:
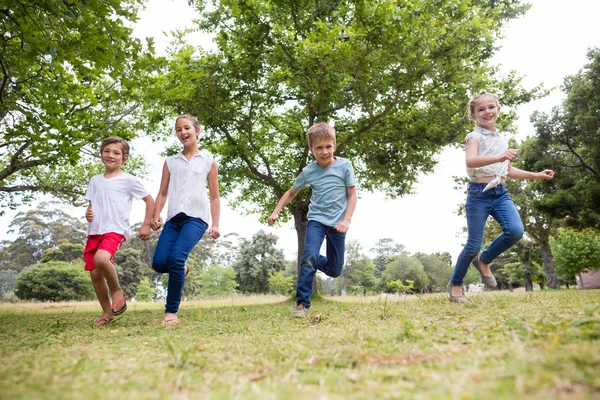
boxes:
[84,172,150,236]
[165,151,214,223]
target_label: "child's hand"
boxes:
[85,205,94,222]
[209,225,220,239]
[139,223,151,240]
[499,148,518,162]
[267,213,278,226]
[151,216,163,231]
[537,169,554,180]
[334,220,350,233]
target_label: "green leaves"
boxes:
[0,0,156,206]
[157,0,537,229]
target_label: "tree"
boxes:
[551,228,600,288]
[1,0,156,208]
[40,242,84,264]
[114,248,149,299]
[414,252,453,292]
[232,230,286,293]
[135,277,157,302]
[195,264,238,296]
[0,269,18,299]
[370,238,406,278]
[503,261,543,292]
[155,0,538,268]
[381,254,429,293]
[504,177,560,288]
[14,261,93,301]
[268,271,294,296]
[526,48,600,230]
[341,240,377,295]
[0,205,86,271]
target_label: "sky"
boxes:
[2,0,600,262]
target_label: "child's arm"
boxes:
[151,161,170,230]
[465,139,518,168]
[208,161,221,239]
[267,187,299,226]
[334,186,357,233]
[507,164,554,181]
[85,202,94,222]
[139,194,155,240]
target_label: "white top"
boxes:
[465,126,509,181]
[84,173,150,236]
[165,151,213,223]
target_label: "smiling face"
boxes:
[311,136,336,167]
[101,143,125,172]
[470,94,501,131]
[175,117,199,146]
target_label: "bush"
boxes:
[14,261,93,301]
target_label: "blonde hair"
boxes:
[307,122,336,147]
[468,91,500,120]
[175,114,203,138]
[100,136,130,162]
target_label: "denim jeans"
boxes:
[152,212,207,313]
[297,220,346,308]
[451,183,524,286]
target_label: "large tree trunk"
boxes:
[539,232,560,289]
[524,277,533,292]
[578,272,585,289]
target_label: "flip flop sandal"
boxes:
[94,317,113,326]
[111,297,127,316]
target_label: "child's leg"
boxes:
[296,221,327,308]
[480,189,524,265]
[90,269,112,321]
[451,184,493,286]
[318,226,346,278]
[164,217,207,315]
[94,249,124,304]
[152,220,181,274]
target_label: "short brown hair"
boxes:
[100,136,130,162]
[307,122,336,147]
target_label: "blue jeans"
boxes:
[152,212,207,313]
[297,220,346,308]
[451,183,524,286]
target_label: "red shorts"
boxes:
[84,233,126,271]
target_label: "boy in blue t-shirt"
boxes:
[268,122,357,316]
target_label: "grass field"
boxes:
[0,290,599,399]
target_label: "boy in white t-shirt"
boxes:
[84,136,154,326]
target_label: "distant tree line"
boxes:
[1,204,598,302]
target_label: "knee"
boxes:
[329,268,342,278]
[151,256,167,272]
[506,224,524,242]
[93,251,111,267]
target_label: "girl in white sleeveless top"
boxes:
[151,115,221,326]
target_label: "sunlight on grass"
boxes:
[0,290,598,399]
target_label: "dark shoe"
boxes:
[447,282,467,303]
[291,303,309,317]
[472,256,497,288]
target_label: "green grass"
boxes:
[0,290,599,399]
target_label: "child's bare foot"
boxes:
[161,313,179,327]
